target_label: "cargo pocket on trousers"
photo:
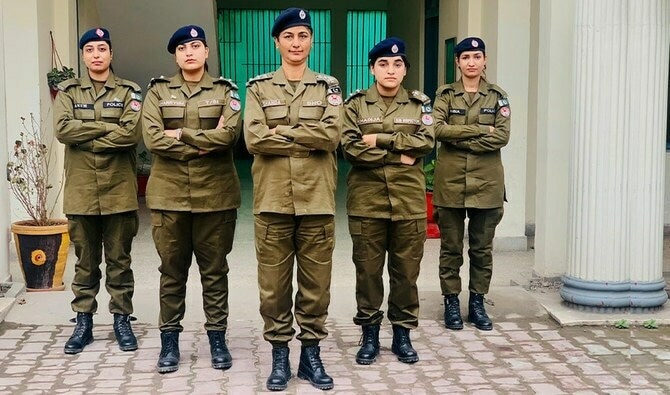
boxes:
[348,218,367,262]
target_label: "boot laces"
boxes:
[72,320,89,337]
[307,348,324,370]
[116,317,133,337]
[160,334,178,356]
[272,349,289,371]
[358,327,376,346]
[446,301,460,315]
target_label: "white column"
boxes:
[532,0,575,277]
[561,0,669,309]
[0,0,11,282]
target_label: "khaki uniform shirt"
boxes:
[54,73,142,215]
[432,79,511,208]
[142,73,242,212]
[341,85,435,221]
[244,68,342,215]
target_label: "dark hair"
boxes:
[369,55,410,69]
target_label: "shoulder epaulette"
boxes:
[344,89,365,104]
[118,79,141,92]
[409,90,431,105]
[246,72,273,87]
[215,76,238,90]
[148,76,170,89]
[488,83,508,98]
[57,78,80,92]
[435,84,455,96]
[315,74,340,87]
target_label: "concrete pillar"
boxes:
[561,0,669,309]
[0,0,10,282]
[531,0,575,277]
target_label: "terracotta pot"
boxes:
[11,220,70,291]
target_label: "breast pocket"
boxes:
[198,102,224,130]
[478,113,495,126]
[74,109,95,122]
[160,106,185,129]
[448,114,466,125]
[394,119,421,135]
[263,105,289,128]
[298,102,326,121]
[101,108,123,123]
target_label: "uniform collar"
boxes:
[365,84,409,104]
[453,78,489,96]
[80,72,116,90]
[271,67,317,85]
[168,72,215,89]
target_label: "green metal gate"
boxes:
[346,10,387,96]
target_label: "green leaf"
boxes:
[614,319,629,329]
[643,319,658,329]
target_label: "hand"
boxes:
[362,133,377,147]
[216,115,225,129]
[164,129,179,138]
[269,127,277,135]
[488,126,495,134]
[400,154,416,165]
[198,149,209,156]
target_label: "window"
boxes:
[345,11,387,96]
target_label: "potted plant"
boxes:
[136,150,151,197]
[47,66,75,96]
[423,159,440,238]
[6,114,70,291]
[47,31,75,99]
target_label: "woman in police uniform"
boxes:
[141,25,242,374]
[54,27,141,355]
[432,37,511,332]
[244,8,341,392]
[341,37,434,365]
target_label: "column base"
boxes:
[559,275,668,312]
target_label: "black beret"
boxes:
[368,37,406,64]
[455,37,486,56]
[79,28,111,50]
[167,25,207,54]
[272,8,312,37]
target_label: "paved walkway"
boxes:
[1,311,669,394]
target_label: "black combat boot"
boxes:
[207,330,232,370]
[266,346,291,391]
[444,294,464,330]
[157,331,180,373]
[64,312,94,354]
[391,325,419,364]
[297,345,334,390]
[113,313,137,351]
[355,325,380,365]
[468,292,493,331]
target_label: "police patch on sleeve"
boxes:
[130,100,142,112]
[230,99,241,112]
[421,113,434,126]
[131,92,143,102]
[499,106,511,117]
[327,94,342,106]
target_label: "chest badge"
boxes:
[327,94,342,106]
[421,113,434,126]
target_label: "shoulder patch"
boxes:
[435,84,455,96]
[344,89,365,104]
[57,78,80,92]
[410,90,431,105]
[215,76,239,90]
[246,72,274,87]
[316,74,342,95]
[118,79,141,93]
[148,76,170,89]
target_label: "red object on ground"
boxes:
[425,192,441,239]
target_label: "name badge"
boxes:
[394,118,421,125]
[159,100,186,107]
[357,117,382,125]
[198,99,223,106]
[480,108,496,114]
[103,101,124,108]
[261,99,284,107]
[449,108,465,115]
[74,103,93,110]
